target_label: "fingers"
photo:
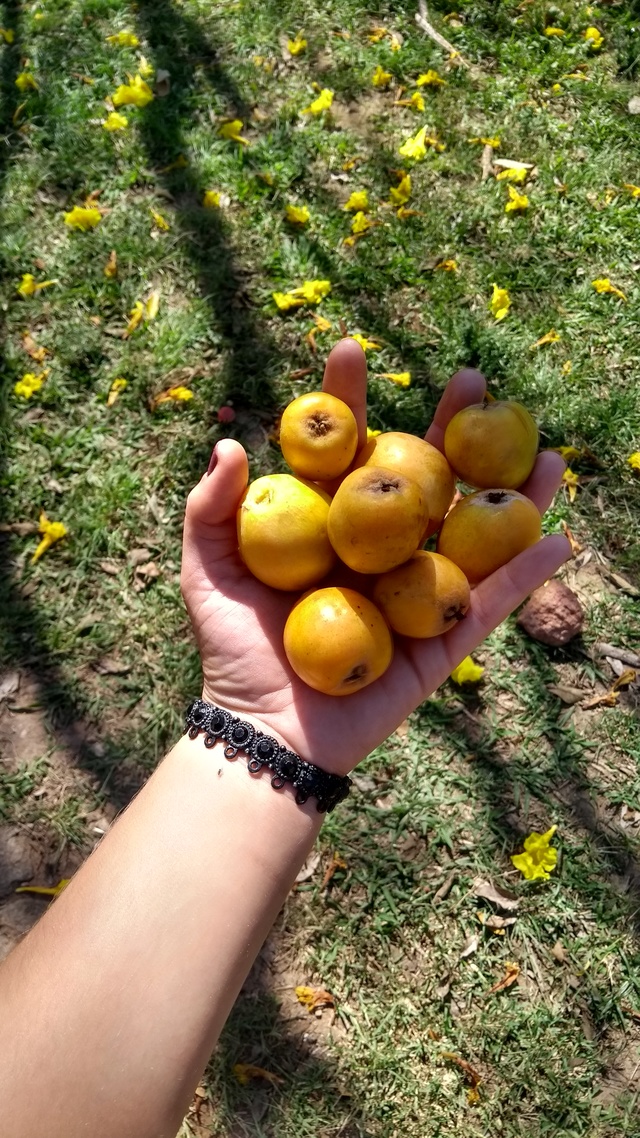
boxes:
[519,449,566,514]
[425,368,486,453]
[322,337,368,448]
[441,533,571,666]
[185,439,249,536]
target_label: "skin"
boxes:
[0,339,569,1138]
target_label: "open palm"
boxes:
[181,339,569,776]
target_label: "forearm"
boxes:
[0,730,324,1138]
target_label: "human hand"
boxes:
[181,339,569,775]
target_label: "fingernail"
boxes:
[207,443,219,476]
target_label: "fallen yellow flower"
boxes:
[301,88,333,115]
[416,69,446,86]
[368,26,388,43]
[17,273,57,297]
[112,74,154,108]
[399,125,444,160]
[367,427,381,439]
[232,1063,284,1087]
[468,136,500,147]
[106,30,140,47]
[351,210,373,234]
[592,277,626,301]
[13,370,48,399]
[32,513,67,564]
[16,72,38,92]
[489,283,511,321]
[556,445,583,464]
[145,290,160,320]
[584,26,603,50]
[396,91,425,112]
[273,280,331,310]
[435,259,458,272]
[312,314,332,333]
[138,55,154,79]
[450,656,484,684]
[379,371,411,387]
[562,361,573,376]
[107,377,128,407]
[511,825,558,881]
[351,334,381,351]
[389,173,411,205]
[203,190,221,208]
[103,111,128,131]
[285,203,310,225]
[64,206,102,230]
[623,183,640,198]
[544,26,566,36]
[16,878,70,898]
[104,250,118,278]
[372,65,392,88]
[505,185,529,213]
[344,190,369,212]
[530,329,560,349]
[150,208,170,231]
[0,27,15,43]
[396,206,420,220]
[628,452,640,471]
[496,166,528,183]
[154,385,194,406]
[287,32,307,55]
[219,119,250,144]
[563,467,580,502]
[551,82,562,95]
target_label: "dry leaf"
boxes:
[127,547,152,567]
[232,1063,284,1087]
[322,852,347,889]
[613,668,637,690]
[547,684,585,705]
[21,331,49,362]
[435,973,452,1000]
[155,69,171,97]
[294,850,321,883]
[460,934,479,959]
[98,559,120,575]
[606,571,640,597]
[478,912,517,931]
[93,655,131,675]
[432,871,456,904]
[0,672,20,701]
[551,940,567,963]
[441,1052,481,1089]
[561,520,584,556]
[473,879,520,912]
[487,961,520,994]
[0,521,38,536]
[295,985,335,1012]
[582,689,620,710]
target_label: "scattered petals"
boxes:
[368,26,388,44]
[344,190,369,212]
[563,467,580,502]
[107,377,128,407]
[396,90,425,112]
[273,280,331,310]
[295,985,335,1011]
[16,71,38,92]
[102,111,128,131]
[138,55,154,79]
[232,1064,284,1087]
[530,329,560,349]
[13,370,48,399]
[150,207,170,231]
[16,878,70,897]
[145,289,161,320]
[106,30,140,47]
[544,26,566,37]
[505,185,529,213]
[367,427,381,439]
[379,371,411,387]
[32,512,67,563]
[496,165,528,183]
[124,300,144,337]
[511,826,558,881]
[285,203,310,225]
[551,82,562,95]
[389,173,411,205]
[628,452,640,471]
[416,69,446,86]
[104,250,118,278]
[623,183,640,198]
[584,26,603,50]
[112,74,154,108]
[351,210,373,234]
[372,65,392,88]
[435,259,458,272]
[562,361,573,376]
[450,656,484,684]
[153,385,194,408]
[301,88,334,115]
[64,206,102,230]
[468,136,500,147]
[489,283,511,321]
[399,125,427,160]
[287,31,307,55]
[555,445,583,464]
[592,277,627,301]
[17,273,56,297]
[218,118,250,144]
[0,28,15,43]
[350,334,381,351]
[312,314,332,333]
[487,961,521,994]
[203,190,221,209]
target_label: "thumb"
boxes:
[185,439,249,535]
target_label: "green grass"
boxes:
[1,0,640,1134]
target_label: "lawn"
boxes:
[1,0,640,1135]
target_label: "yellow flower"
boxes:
[551,83,562,95]
[13,370,48,399]
[450,656,484,684]
[112,74,154,108]
[138,55,154,79]
[379,371,411,387]
[468,136,500,147]
[106,31,140,47]
[435,259,458,272]
[399,125,428,160]
[107,377,128,407]
[511,825,558,881]
[555,445,583,464]
[592,277,627,301]
[396,206,420,220]
[312,314,332,333]
[0,28,15,43]
[145,289,160,320]
[372,65,392,88]
[203,190,221,208]
[273,280,331,310]
[64,206,102,230]
[125,300,145,336]
[544,26,566,36]
[367,427,381,439]
[505,186,529,213]
[628,452,640,471]
[17,273,56,297]
[389,173,411,205]
[285,203,310,225]
[496,166,528,183]
[16,72,38,92]
[344,190,369,212]
[563,467,580,502]
[150,208,170,231]
[102,111,128,131]
[155,385,194,405]
[351,334,381,351]
[287,31,307,55]
[564,70,589,80]
[368,26,388,43]
[218,118,250,144]
[489,283,511,321]
[104,250,117,278]
[405,91,425,112]
[623,183,640,198]
[584,26,603,50]
[351,210,373,235]
[561,361,573,376]
[530,330,560,349]
[416,69,446,86]
[32,512,68,563]
[302,88,334,115]
[15,878,70,898]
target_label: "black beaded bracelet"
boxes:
[184,699,352,813]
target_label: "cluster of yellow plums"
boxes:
[237,390,541,696]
